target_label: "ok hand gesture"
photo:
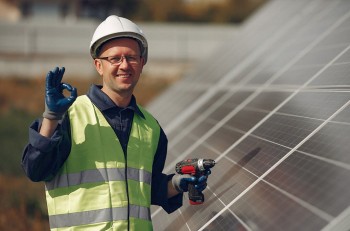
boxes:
[43,67,77,120]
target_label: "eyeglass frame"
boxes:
[97,55,142,66]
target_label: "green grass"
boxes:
[0,108,38,176]
[0,109,49,230]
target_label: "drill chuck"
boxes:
[199,159,216,171]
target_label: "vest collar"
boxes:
[87,84,145,119]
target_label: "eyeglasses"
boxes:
[98,55,141,65]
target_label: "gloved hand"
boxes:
[172,170,210,193]
[43,67,77,120]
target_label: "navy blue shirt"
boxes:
[21,84,182,214]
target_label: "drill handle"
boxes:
[188,183,204,205]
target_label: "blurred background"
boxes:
[0,0,267,230]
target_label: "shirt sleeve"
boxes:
[21,116,71,182]
[151,127,183,214]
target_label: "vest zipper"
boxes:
[120,109,130,230]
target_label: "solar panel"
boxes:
[147,0,350,230]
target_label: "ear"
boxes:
[140,57,146,74]
[94,59,104,76]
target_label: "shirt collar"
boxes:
[86,84,145,119]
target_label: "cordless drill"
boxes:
[175,158,215,205]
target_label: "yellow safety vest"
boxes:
[45,95,160,231]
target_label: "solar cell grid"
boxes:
[225,108,268,133]
[277,92,350,119]
[171,132,198,155]
[224,135,289,176]
[310,63,350,87]
[293,45,348,69]
[229,181,329,231]
[244,91,291,111]
[252,114,322,147]
[272,66,324,86]
[151,87,206,126]
[332,106,350,123]
[266,152,350,216]
[204,126,243,153]
[297,122,350,164]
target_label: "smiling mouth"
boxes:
[117,74,131,78]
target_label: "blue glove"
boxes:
[43,67,77,120]
[172,170,210,193]
[172,174,196,193]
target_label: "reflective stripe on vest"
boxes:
[45,167,152,191]
[49,205,151,229]
[45,95,160,230]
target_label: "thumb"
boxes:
[61,83,77,103]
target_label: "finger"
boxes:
[197,175,208,183]
[69,87,77,101]
[61,83,77,102]
[61,83,73,92]
[45,68,58,89]
[58,67,65,82]
[67,87,77,102]
[45,71,52,89]
[183,175,196,183]
[55,67,65,87]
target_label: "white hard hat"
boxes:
[90,15,148,64]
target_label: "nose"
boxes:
[118,56,130,69]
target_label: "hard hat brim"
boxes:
[90,32,148,60]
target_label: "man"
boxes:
[21,15,210,230]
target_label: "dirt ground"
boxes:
[0,73,179,116]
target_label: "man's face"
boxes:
[94,38,145,99]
